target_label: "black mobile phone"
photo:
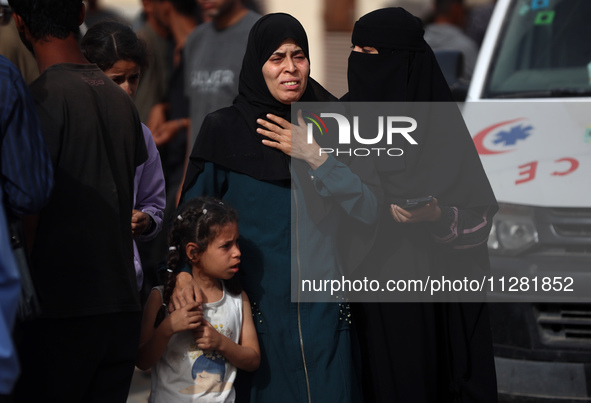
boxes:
[398,196,433,210]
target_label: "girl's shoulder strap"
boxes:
[152,285,164,299]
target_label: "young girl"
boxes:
[81,22,166,292]
[136,197,260,402]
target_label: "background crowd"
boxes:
[0,0,498,402]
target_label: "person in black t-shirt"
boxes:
[9,1,148,401]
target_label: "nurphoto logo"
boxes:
[300,104,419,157]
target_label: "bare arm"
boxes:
[136,289,202,370]
[146,102,168,133]
[151,118,190,147]
[194,291,260,372]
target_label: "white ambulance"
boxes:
[461,0,591,400]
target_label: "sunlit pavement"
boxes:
[127,367,151,403]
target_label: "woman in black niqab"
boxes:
[344,8,499,403]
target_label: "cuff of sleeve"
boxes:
[308,154,338,183]
[428,205,457,237]
[179,262,192,274]
[140,210,158,238]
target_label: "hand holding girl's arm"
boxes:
[136,289,202,370]
[194,292,260,372]
[170,272,203,312]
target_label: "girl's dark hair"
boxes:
[155,197,240,327]
[81,21,148,72]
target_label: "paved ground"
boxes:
[127,368,151,403]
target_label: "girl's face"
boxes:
[262,38,310,105]
[104,60,141,99]
[196,222,241,280]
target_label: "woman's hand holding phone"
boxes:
[390,196,441,223]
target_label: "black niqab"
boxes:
[343,7,495,211]
[344,7,451,103]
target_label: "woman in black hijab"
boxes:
[180,13,376,402]
[344,8,499,403]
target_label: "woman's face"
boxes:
[104,60,141,99]
[262,38,310,105]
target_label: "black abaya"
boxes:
[344,8,499,403]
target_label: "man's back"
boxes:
[9,1,151,399]
[29,63,147,317]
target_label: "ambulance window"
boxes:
[484,0,591,98]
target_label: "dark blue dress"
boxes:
[183,151,377,402]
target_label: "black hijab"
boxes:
[235,13,315,121]
[344,7,452,103]
[184,13,335,188]
[342,7,495,211]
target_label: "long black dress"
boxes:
[343,8,499,402]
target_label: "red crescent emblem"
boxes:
[473,118,525,155]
